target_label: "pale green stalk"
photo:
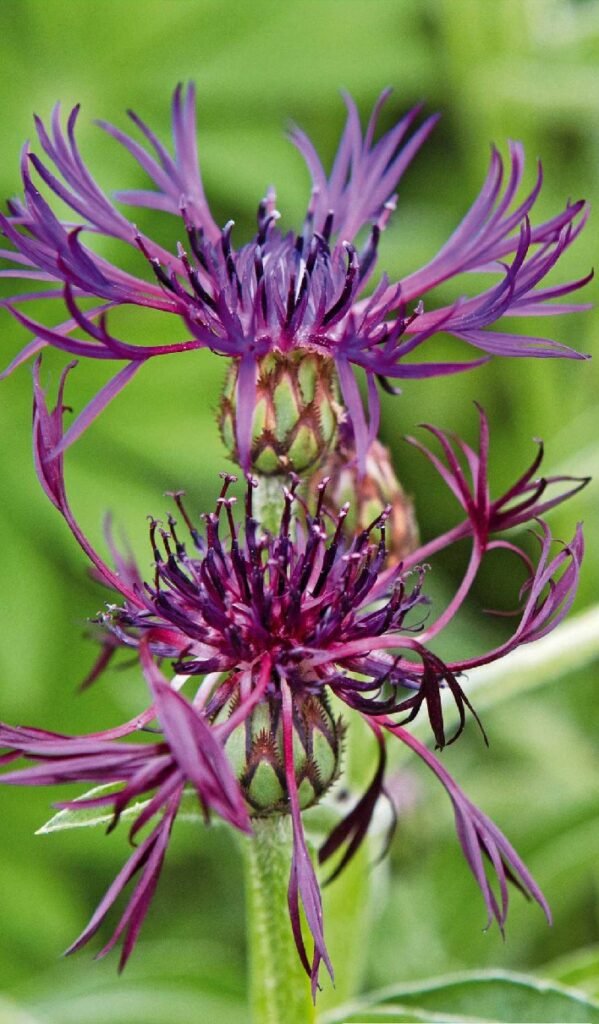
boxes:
[253,476,287,534]
[243,478,315,1023]
[242,817,315,1024]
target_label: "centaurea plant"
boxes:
[0,85,591,1019]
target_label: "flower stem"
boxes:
[253,476,286,535]
[242,816,315,1024]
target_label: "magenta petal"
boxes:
[139,643,251,833]
[380,722,551,929]
[281,682,333,997]
[319,727,386,881]
[64,810,173,959]
[96,802,177,971]
[51,362,142,457]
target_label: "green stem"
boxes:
[242,816,315,1024]
[253,475,286,535]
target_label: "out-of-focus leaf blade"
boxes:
[0,998,43,1024]
[543,945,599,999]
[36,785,205,834]
[320,970,599,1024]
[29,986,246,1024]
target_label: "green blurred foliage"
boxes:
[0,0,597,1020]
[322,971,599,1023]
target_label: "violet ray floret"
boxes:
[1,84,591,469]
[405,403,590,550]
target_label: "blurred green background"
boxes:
[0,1,597,1021]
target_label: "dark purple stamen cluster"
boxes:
[26,366,580,742]
[94,472,488,755]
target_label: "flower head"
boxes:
[2,363,583,989]
[1,85,591,470]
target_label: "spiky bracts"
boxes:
[219,352,341,475]
[214,688,344,815]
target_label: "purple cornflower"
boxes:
[0,362,583,989]
[0,84,591,469]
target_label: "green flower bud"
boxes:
[219,352,341,476]
[314,436,419,565]
[216,688,344,817]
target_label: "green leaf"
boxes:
[36,785,206,834]
[0,998,43,1024]
[320,970,599,1024]
[543,945,599,999]
[28,986,247,1024]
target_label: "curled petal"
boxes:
[281,680,333,996]
[319,724,387,881]
[378,720,551,930]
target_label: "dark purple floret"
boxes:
[1,85,591,468]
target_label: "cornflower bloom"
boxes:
[0,364,584,991]
[0,84,591,470]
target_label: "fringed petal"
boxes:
[319,725,387,881]
[281,681,333,997]
[379,721,551,930]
